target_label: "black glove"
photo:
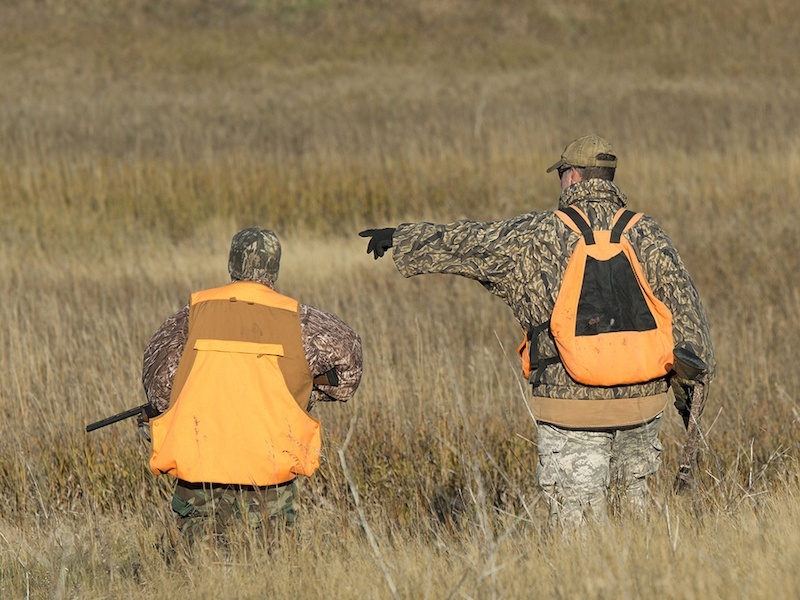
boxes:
[359,228,396,260]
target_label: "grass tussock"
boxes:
[2,0,800,597]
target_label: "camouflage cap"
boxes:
[228,227,281,286]
[546,134,617,173]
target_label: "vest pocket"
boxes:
[194,339,285,357]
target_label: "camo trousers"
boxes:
[536,413,663,529]
[171,478,297,544]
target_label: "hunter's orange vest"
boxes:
[149,281,320,486]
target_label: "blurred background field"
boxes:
[1,0,800,597]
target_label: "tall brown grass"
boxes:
[2,0,800,597]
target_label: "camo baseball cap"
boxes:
[546,134,617,173]
[228,227,281,286]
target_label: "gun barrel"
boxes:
[85,403,149,433]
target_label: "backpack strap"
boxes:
[531,357,560,387]
[558,207,595,245]
[526,320,561,388]
[610,209,639,243]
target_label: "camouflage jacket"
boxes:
[141,285,363,413]
[392,179,715,400]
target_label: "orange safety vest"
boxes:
[149,281,321,486]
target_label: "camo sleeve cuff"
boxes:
[299,304,363,410]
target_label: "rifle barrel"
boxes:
[85,404,149,433]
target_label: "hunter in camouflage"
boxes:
[142,227,363,543]
[360,134,715,528]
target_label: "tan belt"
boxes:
[531,393,668,429]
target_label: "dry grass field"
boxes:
[2,0,800,597]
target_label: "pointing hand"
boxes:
[358,228,396,260]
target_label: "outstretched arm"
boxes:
[362,214,538,287]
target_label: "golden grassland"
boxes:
[2,0,800,597]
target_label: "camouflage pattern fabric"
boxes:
[172,479,297,545]
[227,227,282,287]
[392,179,715,401]
[536,414,663,528]
[142,298,363,413]
[141,307,189,414]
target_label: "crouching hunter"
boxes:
[141,227,362,540]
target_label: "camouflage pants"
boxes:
[171,478,297,546]
[536,413,663,529]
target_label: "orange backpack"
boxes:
[519,207,674,387]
